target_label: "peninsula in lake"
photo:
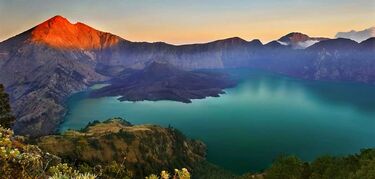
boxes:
[90,61,236,103]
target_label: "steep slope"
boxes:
[0,16,112,136]
[30,15,120,49]
[97,36,257,70]
[303,38,375,82]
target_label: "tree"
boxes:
[0,84,15,128]
[265,155,305,179]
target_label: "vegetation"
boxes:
[0,124,193,179]
[36,118,205,178]
[145,168,190,179]
[0,84,15,128]
[48,163,97,179]
[0,124,94,179]
[264,150,375,179]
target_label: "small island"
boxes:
[90,61,236,103]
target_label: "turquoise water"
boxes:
[61,69,375,174]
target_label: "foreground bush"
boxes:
[1,124,192,179]
[146,168,190,179]
[0,125,95,178]
[0,125,45,178]
[48,163,97,179]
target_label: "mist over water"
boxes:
[61,69,375,174]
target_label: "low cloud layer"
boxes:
[336,27,375,42]
[296,40,319,49]
[277,40,319,49]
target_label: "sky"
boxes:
[0,0,374,44]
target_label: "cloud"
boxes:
[276,41,288,46]
[277,40,319,49]
[336,27,375,42]
[296,40,319,49]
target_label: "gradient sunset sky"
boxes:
[0,0,374,44]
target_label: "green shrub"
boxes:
[48,163,97,179]
[265,155,305,179]
[0,125,45,178]
[146,168,191,179]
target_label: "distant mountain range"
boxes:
[336,27,375,42]
[0,15,374,136]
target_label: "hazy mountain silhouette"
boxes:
[336,27,375,42]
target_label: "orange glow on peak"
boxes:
[30,15,120,50]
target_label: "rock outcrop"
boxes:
[37,118,206,178]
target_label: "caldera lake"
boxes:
[60,69,375,174]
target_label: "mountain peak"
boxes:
[264,40,288,49]
[34,15,74,32]
[248,39,263,47]
[278,32,328,49]
[30,15,121,49]
[46,15,70,24]
[278,32,311,44]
